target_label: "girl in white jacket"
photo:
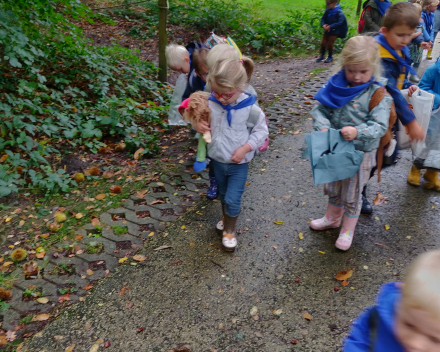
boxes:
[193,49,268,251]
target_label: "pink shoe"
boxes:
[310,204,344,230]
[335,215,359,251]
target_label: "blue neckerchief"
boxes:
[208,92,256,126]
[314,70,381,109]
[375,34,417,75]
[423,10,434,31]
[374,0,391,16]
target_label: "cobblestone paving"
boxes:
[1,70,330,336]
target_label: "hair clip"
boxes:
[239,59,244,64]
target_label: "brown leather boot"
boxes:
[222,213,239,251]
[407,166,421,186]
[423,170,440,191]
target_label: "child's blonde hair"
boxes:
[402,250,440,319]
[335,36,382,80]
[206,44,254,89]
[165,44,189,69]
[422,0,439,10]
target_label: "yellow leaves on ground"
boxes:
[36,297,49,304]
[373,192,388,206]
[133,255,146,262]
[384,224,390,230]
[298,233,304,240]
[75,213,84,219]
[135,190,148,199]
[133,148,144,160]
[336,269,353,281]
[65,345,75,352]
[303,312,313,321]
[119,257,128,264]
[95,194,106,201]
[33,314,50,321]
[273,221,284,225]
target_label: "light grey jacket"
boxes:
[311,83,391,152]
[207,93,269,164]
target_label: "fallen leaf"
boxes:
[318,251,325,255]
[126,301,134,309]
[293,129,302,135]
[109,185,122,194]
[6,331,16,342]
[89,344,99,352]
[245,182,251,186]
[37,297,49,304]
[147,232,154,237]
[91,217,101,227]
[135,190,148,199]
[133,255,146,262]
[95,194,106,201]
[273,309,283,316]
[36,251,46,259]
[119,257,128,263]
[58,294,70,303]
[76,234,83,241]
[303,312,313,321]
[189,242,195,246]
[373,192,388,206]
[33,313,50,321]
[149,199,165,205]
[153,245,172,251]
[84,284,93,290]
[65,345,75,352]
[87,269,94,276]
[120,286,130,296]
[75,213,84,219]
[273,220,284,225]
[180,225,185,230]
[298,232,304,239]
[103,170,114,179]
[342,280,349,286]
[336,269,353,281]
[385,224,390,230]
[133,148,145,160]
[19,220,24,226]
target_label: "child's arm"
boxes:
[343,307,375,352]
[329,10,345,32]
[311,104,332,131]
[418,66,440,109]
[355,91,390,141]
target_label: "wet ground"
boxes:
[22,102,440,351]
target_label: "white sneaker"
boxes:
[216,218,224,232]
[222,232,237,251]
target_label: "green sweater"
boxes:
[311,83,390,152]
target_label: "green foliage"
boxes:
[0,301,10,312]
[22,286,43,299]
[58,286,78,295]
[19,315,33,325]
[0,0,169,197]
[112,225,128,235]
[85,241,103,254]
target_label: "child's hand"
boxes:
[193,120,210,134]
[411,31,422,40]
[320,128,328,131]
[421,41,431,50]
[341,126,358,141]
[407,120,425,141]
[408,85,418,97]
[231,144,252,163]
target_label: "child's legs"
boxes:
[210,159,248,216]
[208,162,215,178]
[321,34,329,51]
[326,35,338,53]
[341,151,377,216]
[324,180,343,207]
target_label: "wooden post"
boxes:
[356,0,362,16]
[158,0,168,83]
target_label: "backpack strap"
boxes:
[246,104,262,129]
[368,307,380,351]
[369,86,397,182]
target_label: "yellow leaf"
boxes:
[298,232,304,239]
[89,344,99,352]
[384,224,390,230]
[261,169,266,172]
[318,251,325,254]
[148,232,154,237]
[75,213,84,219]
[189,242,195,246]
[35,246,44,253]
[336,269,353,281]
[36,251,46,259]
[95,194,106,201]
[245,182,251,186]
[19,220,24,226]
[119,257,128,263]
[5,217,12,223]
[133,148,144,160]
[273,221,284,225]
[65,345,76,352]
[181,225,186,229]
[303,312,313,321]
[375,216,380,220]
[133,255,146,262]
[36,297,49,304]
[33,314,50,321]
[86,269,94,276]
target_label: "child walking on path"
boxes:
[192,51,268,251]
[361,2,425,214]
[421,0,438,59]
[310,36,390,251]
[407,59,440,190]
[343,250,440,351]
[317,0,348,63]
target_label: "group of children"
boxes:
[164,2,440,349]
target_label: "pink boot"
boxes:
[335,215,359,251]
[310,204,344,231]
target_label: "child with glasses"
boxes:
[192,47,268,251]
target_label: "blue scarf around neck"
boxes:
[314,70,381,109]
[423,10,434,31]
[325,4,340,16]
[374,0,391,16]
[375,33,417,76]
[208,92,256,126]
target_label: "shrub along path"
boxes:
[1,59,329,349]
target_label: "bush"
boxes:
[0,0,169,197]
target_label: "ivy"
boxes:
[0,0,169,196]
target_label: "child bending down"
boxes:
[193,53,268,251]
[344,250,440,351]
[310,36,390,251]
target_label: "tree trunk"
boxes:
[158,0,168,83]
[356,0,362,16]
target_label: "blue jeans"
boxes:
[210,159,249,217]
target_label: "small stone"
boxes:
[255,332,263,338]
[236,333,244,339]
[218,323,224,329]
